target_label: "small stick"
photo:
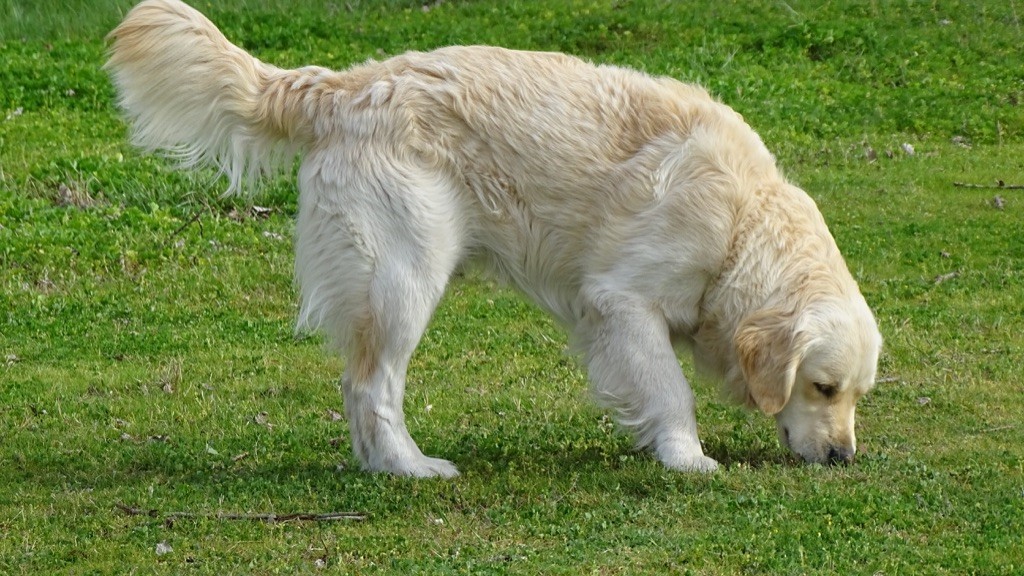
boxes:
[115,502,367,523]
[170,208,204,238]
[977,425,1014,434]
[953,181,1024,190]
[169,197,213,241]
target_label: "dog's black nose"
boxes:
[827,446,855,466]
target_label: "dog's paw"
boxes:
[654,436,720,473]
[669,454,719,473]
[402,456,460,479]
[370,454,460,478]
[657,448,720,473]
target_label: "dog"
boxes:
[106,0,883,477]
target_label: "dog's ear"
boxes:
[734,308,804,415]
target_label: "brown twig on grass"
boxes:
[976,425,1014,434]
[953,181,1024,190]
[169,196,218,242]
[115,502,367,523]
[170,209,204,238]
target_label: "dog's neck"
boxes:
[691,181,850,394]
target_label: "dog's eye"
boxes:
[813,382,838,398]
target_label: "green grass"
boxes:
[2,0,1023,573]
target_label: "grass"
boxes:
[2,0,1023,573]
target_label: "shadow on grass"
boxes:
[6,410,797,520]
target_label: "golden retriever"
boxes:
[106,0,883,477]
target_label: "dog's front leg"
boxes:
[578,297,719,473]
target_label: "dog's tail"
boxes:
[105,0,337,192]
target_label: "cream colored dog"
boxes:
[106,0,883,477]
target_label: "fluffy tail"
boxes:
[105,0,337,192]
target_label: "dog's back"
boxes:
[105,0,785,331]
[106,2,773,220]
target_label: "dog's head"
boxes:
[734,295,882,465]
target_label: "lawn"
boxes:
[1,0,1022,573]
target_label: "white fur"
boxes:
[107,0,883,477]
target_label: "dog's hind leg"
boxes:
[295,153,464,477]
[576,294,719,473]
[339,263,460,478]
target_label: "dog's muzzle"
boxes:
[826,445,855,466]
